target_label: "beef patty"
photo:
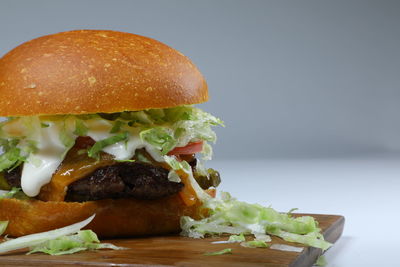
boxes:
[4,163,183,202]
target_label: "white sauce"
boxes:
[21,121,66,197]
[85,119,164,162]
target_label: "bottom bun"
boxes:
[0,195,204,237]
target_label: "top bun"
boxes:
[0,30,208,116]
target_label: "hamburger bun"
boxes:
[0,195,203,238]
[0,30,212,237]
[0,30,208,116]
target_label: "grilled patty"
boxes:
[66,162,183,202]
[4,163,184,202]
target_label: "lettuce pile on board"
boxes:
[181,192,332,250]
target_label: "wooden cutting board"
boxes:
[0,214,344,267]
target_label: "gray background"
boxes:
[1,0,399,160]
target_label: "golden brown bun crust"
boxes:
[0,30,208,116]
[0,195,203,238]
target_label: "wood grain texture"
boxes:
[0,214,344,267]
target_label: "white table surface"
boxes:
[208,157,400,267]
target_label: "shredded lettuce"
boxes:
[254,233,271,242]
[115,159,135,163]
[211,233,246,244]
[270,229,331,251]
[0,106,222,172]
[163,155,191,172]
[140,127,176,155]
[204,248,232,256]
[27,230,125,255]
[87,106,223,159]
[59,126,75,150]
[119,110,153,125]
[110,120,124,134]
[0,187,22,199]
[0,214,123,255]
[163,154,211,201]
[228,233,245,243]
[73,119,88,136]
[287,208,299,217]
[87,132,128,159]
[0,140,29,172]
[240,240,269,248]
[180,192,332,250]
[0,188,30,200]
[135,150,152,163]
[0,215,95,254]
[138,106,223,155]
[270,244,304,252]
[164,156,182,170]
[0,221,8,235]
[201,142,213,161]
[167,170,181,183]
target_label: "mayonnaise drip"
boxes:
[21,120,66,197]
[85,119,164,162]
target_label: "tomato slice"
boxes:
[167,141,203,155]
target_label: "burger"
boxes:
[0,30,223,237]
